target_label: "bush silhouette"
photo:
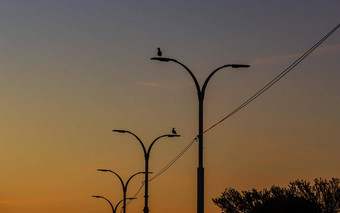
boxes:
[213,178,339,213]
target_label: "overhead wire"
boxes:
[148,137,197,182]
[125,182,144,206]
[204,23,340,134]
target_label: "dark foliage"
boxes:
[213,178,339,213]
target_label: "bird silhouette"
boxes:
[157,48,162,56]
[172,128,177,135]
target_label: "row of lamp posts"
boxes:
[93,52,250,213]
[93,130,180,213]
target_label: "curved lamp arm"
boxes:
[114,198,136,212]
[152,57,250,101]
[97,169,125,191]
[114,199,124,212]
[201,64,250,98]
[147,134,181,155]
[151,57,201,96]
[125,172,145,190]
[113,130,147,156]
[92,195,115,213]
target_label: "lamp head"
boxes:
[127,197,137,200]
[231,64,250,68]
[168,134,181,138]
[112,130,127,133]
[150,57,170,62]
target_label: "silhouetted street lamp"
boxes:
[97,170,144,213]
[113,130,180,213]
[151,56,250,213]
[92,195,136,213]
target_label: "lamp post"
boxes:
[97,170,144,213]
[151,56,250,213]
[92,195,136,213]
[113,130,180,213]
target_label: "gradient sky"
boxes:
[0,1,339,213]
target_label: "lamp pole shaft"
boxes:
[123,188,126,213]
[197,96,204,213]
[144,156,150,213]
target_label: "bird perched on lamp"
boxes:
[157,48,162,57]
[172,128,177,135]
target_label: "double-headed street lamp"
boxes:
[113,130,180,213]
[92,195,136,213]
[151,56,250,213]
[97,169,144,213]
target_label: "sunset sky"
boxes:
[0,1,339,213]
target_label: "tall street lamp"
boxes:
[97,169,144,213]
[92,195,136,213]
[113,130,180,213]
[151,56,250,213]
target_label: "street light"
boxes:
[113,130,180,213]
[92,195,136,213]
[97,170,144,213]
[151,56,250,213]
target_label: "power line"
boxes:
[131,182,144,198]
[125,182,144,206]
[149,137,197,182]
[204,23,340,134]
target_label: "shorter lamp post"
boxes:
[113,130,180,213]
[97,169,144,213]
[92,195,136,213]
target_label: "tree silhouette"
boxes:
[213,178,339,213]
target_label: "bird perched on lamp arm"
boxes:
[157,48,162,57]
[172,128,177,135]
